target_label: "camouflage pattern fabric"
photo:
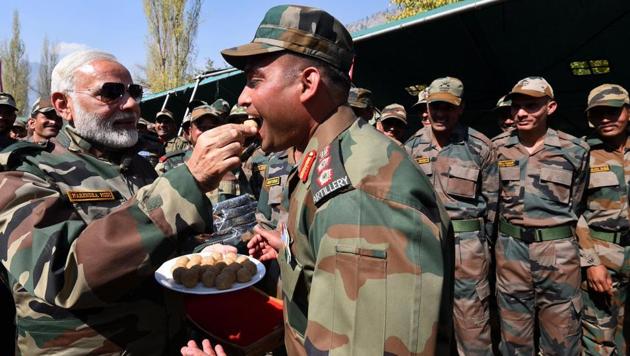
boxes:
[163,135,190,154]
[221,5,355,73]
[281,106,454,355]
[155,148,251,206]
[255,149,296,230]
[405,124,497,355]
[493,127,589,354]
[0,125,213,355]
[577,136,630,355]
[241,147,267,200]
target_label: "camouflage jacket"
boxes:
[0,135,17,150]
[155,148,252,205]
[255,149,296,230]
[281,105,453,355]
[0,125,212,355]
[405,124,498,238]
[163,135,190,154]
[492,127,589,227]
[241,146,267,200]
[577,136,630,266]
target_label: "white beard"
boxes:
[71,99,138,148]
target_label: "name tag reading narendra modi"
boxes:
[67,190,116,202]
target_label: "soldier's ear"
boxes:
[547,100,558,116]
[299,66,320,103]
[51,92,73,123]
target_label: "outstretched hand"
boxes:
[247,225,284,261]
[181,339,226,356]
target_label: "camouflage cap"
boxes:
[411,88,429,109]
[0,92,18,111]
[30,97,55,117]
[379,103,407,125]
[586,84,629,111]
[211,99,230,117]
[507,76,554,99]
[427,77,464,106]
[495,95,511,109]
[190,105,222,124]
[188,99,209,111]
[221,5,354,72]
[13,117,27,129]
[229,104,248,118]
[155,109,175,122]
[347,87,373,109]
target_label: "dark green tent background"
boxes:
[141,0,630,139]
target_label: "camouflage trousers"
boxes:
[495,233,582,355]
[581,240,630,355]
[453,230,492,356]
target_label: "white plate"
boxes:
[154,253,266,295]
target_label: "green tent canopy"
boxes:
[141,0,630,139]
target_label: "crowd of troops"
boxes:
[0,4,629,356]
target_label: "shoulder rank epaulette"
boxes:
[310,140,353,207]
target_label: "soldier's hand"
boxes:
[186,124,258,192]
[586,264,613,295]
[180,339,226,356]
[247,225,282,261]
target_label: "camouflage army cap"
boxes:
[379,103,407,125]
[495,95,511,109]
[427,77,464,106]
[30,97,55,117]
[211,99,230,117]
[411,88,429,109]
[229,104,248,118]
[191,105,222,123]
[155,109,175,122]
[586,84,629,111]
[0,92,18,111]
[507,76,554,99]
[347,87,373,109]
[221,5,354,72]
[13,117,27,129]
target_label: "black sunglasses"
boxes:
[71,82,143,104]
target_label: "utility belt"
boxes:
[589,227,630,246]
[499,219,573,244]
[451,218,482,234]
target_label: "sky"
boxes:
[0,0,391,79]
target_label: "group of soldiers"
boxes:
[0,3,628,356]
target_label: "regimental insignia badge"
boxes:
[311,140,353,206]
[415,156,430,165]
[265,176,281,187]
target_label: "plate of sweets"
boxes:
[155,252,265,294]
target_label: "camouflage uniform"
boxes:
[156,148,250,206]
[255,149,296,230]
[0,125,213,355]
[163,135,190,154]
[242,147,267,200]
[493,79,589,354]
[405,122,497,356]
[577,84,630,355]
[221,5,454,355]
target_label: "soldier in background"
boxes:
[376,103,408,144]
[157,104,251,205]
[155,109,190,153]
[405,76,497,356]
[229,104,266,200]
[211,98,231,122]
[495,95,515,132]
[27,97,62,144]
[0,49,256,355]
[348,87,377,123]
[10,118,28,141]
[0,93,18,149]
[210,4,454,355]
[136,117,165,166]
[493,76,588,354]
[410,88,430,127]
[578,84,630,355]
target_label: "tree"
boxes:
[0,10,30,115]
[389,0,462,20]
[36,36,59,100]
[143,0,203,92]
